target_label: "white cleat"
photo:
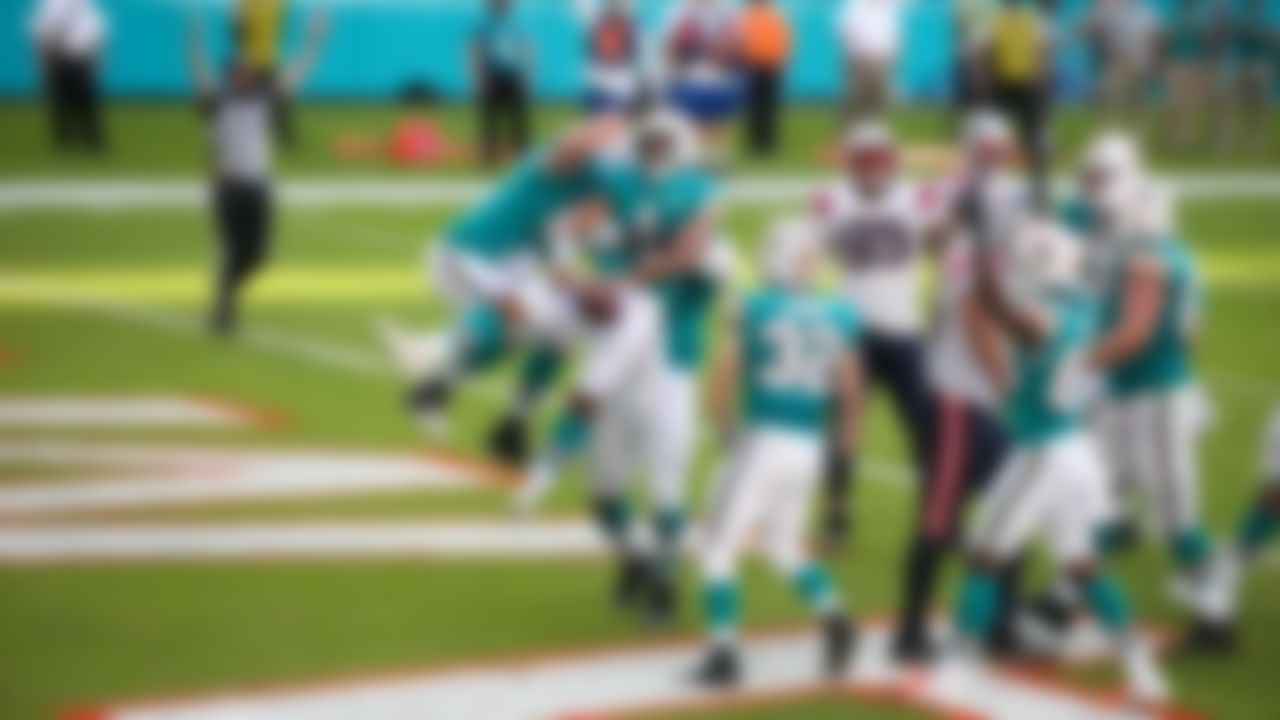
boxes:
[377,317,454,439]
[1122,639,1170,707]
[511,458,558,520]
[1209,549,1244,623]
[375,317,449,381]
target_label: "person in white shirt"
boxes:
[897,112,1033,662]
[809,121,936,554]
[29,0,108,152]
[1081,0,1163,123]
[573,0,643,116]
[836,0,909,121]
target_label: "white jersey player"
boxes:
[809,120,940,549]
[894,111,1033,662]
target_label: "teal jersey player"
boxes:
[446,148,601,260]
[594,160,721,370]
[1099,237,1200,398]
[739,287,861,436]
[1003,290,1098,446]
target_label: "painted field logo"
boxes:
[65,623,1195,720]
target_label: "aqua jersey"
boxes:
[594,162,720,370]
[739,287,861,436]
[1058,195,1099,237]
[1004,291,1097,446]
[446,150,599,260]
[1101,238,1200,397]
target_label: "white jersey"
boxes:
[924,171,1031,408]
[811,179,937,337]
[927,241,999,409]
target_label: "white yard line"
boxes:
[0,441,500,518]
[2,173,1280,211]
[71,622,1180,720]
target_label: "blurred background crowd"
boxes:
[15,0,1277,165]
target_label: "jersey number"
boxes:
[761,320,843,394]
[832,219,913,269]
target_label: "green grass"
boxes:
[0,173,1278,717]
[1,102,1278,178]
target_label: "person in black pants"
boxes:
[30,0,109,153]
[739,0,790,156]
[189,12,325,336]
[472,0,533,165]
[45,56,105,152]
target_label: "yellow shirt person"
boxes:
[990,2,1046,85]
[238,0,286,72]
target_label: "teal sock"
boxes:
[791,563,840,615]
[653,507,685,580]
[1080,573,1133,635]
[512,344,563,418]
[593,496,632,553]
[549,411,592,459]
[954,570,999,638]
[703,580,740,645]
[1171,528,1212,571]
[1237,503,1279,557]
[457,304,509,371]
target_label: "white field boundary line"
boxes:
[3,173,1280,211]
[66,622,1191,720]
[0,395,283,429]
[0,520,603,562]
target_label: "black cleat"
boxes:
[488,414,529,465]
[1174,618,1236,655]
[614,555,651,610]
[891,628,936,665]
[692,645,740,689]
[406,378,452,413]
[646,575,678,627]
[823,614,857,678]
[1025,593,1077,635]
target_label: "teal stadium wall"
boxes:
[0,0,1271,102]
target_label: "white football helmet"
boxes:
[1114,181,1177,242]
[761,217,822,289]
[632,108,701,176]
[842,120,899,192]
[1008,218,1086,291]
[1078,130,1145,229]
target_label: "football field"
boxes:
[1,105,1278,720]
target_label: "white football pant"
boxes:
[1093,385,1209,536]
[968,432,1113,568]
[701,429,823,582]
